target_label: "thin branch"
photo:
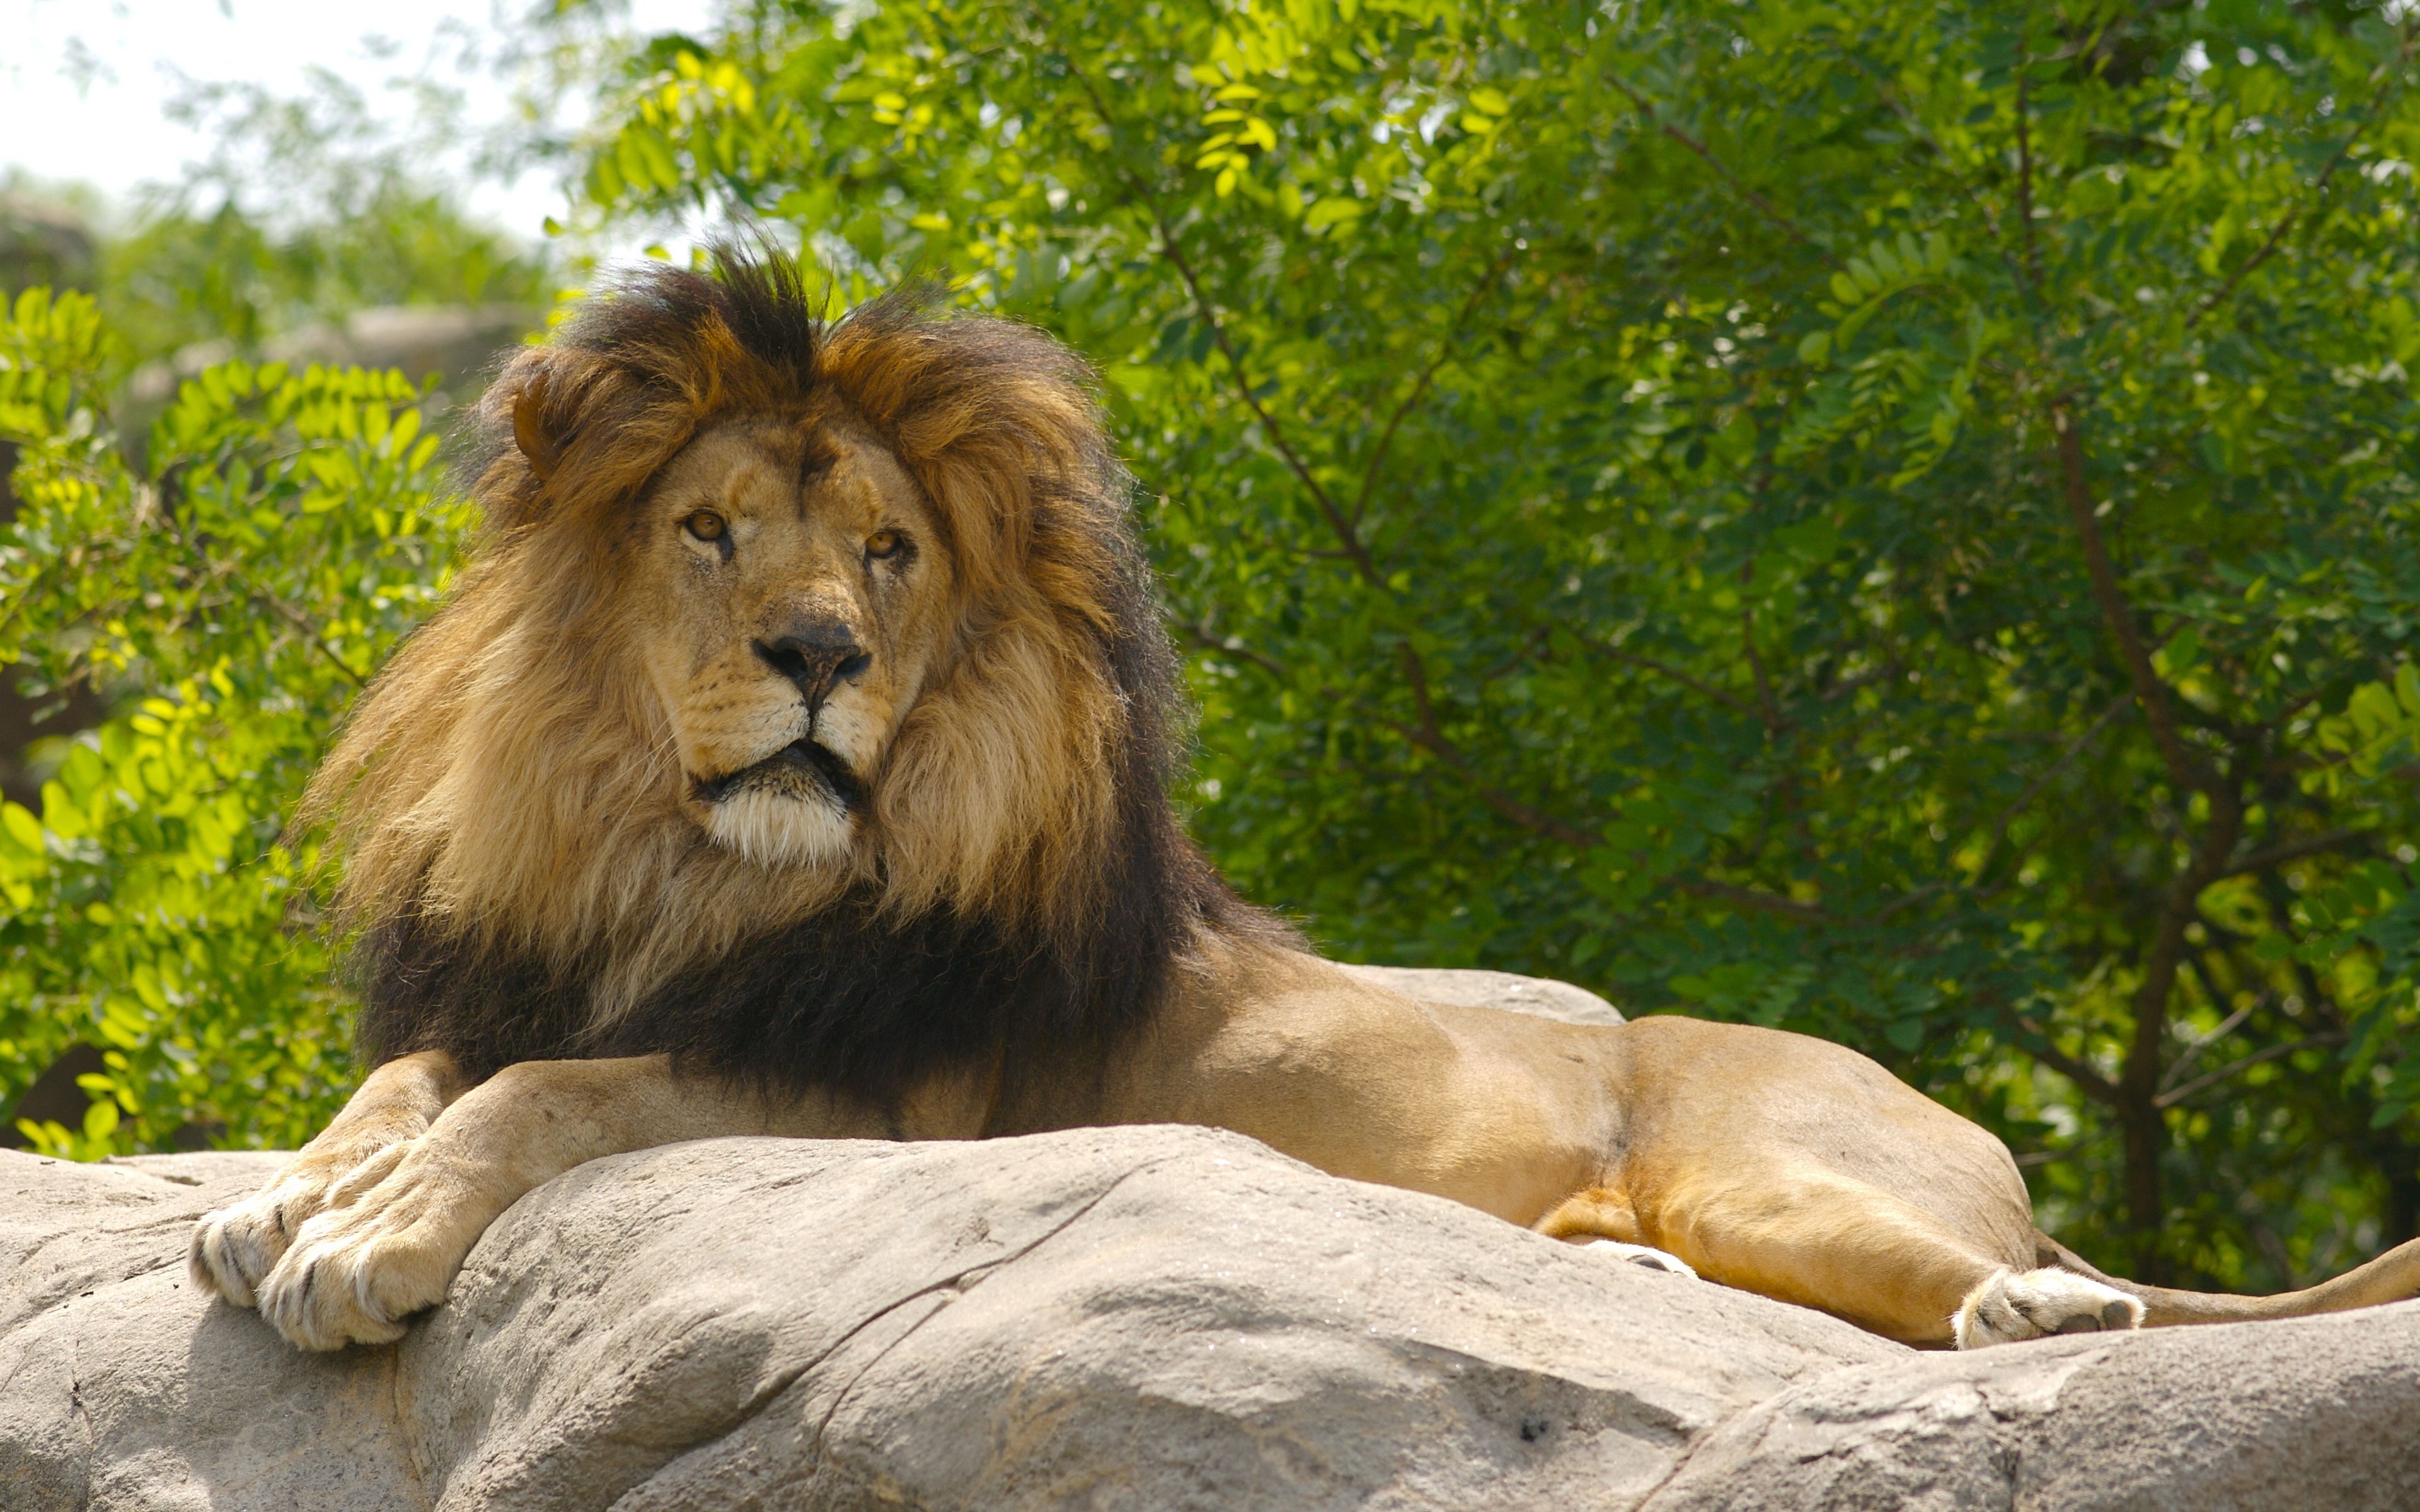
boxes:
[1676,876,1835,925]
[1386,716,1603,849]
[149,476,367,691]
[2155,1033,2346,1109]
[2221,825,2375,879]
[2014,35,2042,294]
[1199,625,1831,921]
[1862,879,1946,926]
[2014,1012,2123,1106]
[1820,658,1903,703]
[2186,38,2413,331]
[2053,407,2204,795]
[1604,72,1830,256]
[1973,695,2131,883]
[1570,629,1758,718]
[1351,250,1514,527]
[2159,1000,2256,1094]
[1739,600,1786,735]
[1185,624,1289,683]
[1061,57,1383,591]
[1383,641,1598,849]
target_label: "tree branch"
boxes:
[149,473,367,691]
[1676,876,1834,924]
[2221,825,2375,879]
[1061,57,1384,591]
[2158,998,2256,1094]
[1351,251,1513,527]
[1973,695,2132,885]
[1605,73,1830,256]
[1570,629,1759,719]
[2053,406,2204,795]
[2013,1012,2123,1106]
[2014,36,2042,294]
[1196,626,1831,920]
[2155,1033,2346,1109]
[2186,40,2413,331]
[1739,600,1786,735]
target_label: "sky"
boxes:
[1,0,707,240]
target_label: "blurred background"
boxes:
[4,0,2419,1298]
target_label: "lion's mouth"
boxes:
[693,738,865,810]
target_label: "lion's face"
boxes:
[316,265,1204,1001]
[628,412,955,868]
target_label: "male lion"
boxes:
[191,248,2420,1353]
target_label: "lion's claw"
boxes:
[188,1138,422,1312]
[189,1198,286,1309]
[254,1147,476,1350]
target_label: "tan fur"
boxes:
[299,284,1133,1024]
[193,264,2420,1354]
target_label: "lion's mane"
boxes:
[304,247,1259,1102]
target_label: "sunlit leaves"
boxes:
[0,287,463,1154]
[542,0,2420,1284]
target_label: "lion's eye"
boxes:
[865,529,903,559]
[684,510,727,543]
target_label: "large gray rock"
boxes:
[4,973,2416,1509]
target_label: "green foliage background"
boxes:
[6,0,2420,1291]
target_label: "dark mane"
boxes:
[342,243,1272,1107]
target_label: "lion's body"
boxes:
[192,248,2420,1354]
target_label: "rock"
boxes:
[0,195,96,297]
[124,302,543,423]
[4,974,2417,1510]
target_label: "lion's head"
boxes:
[308,248,1255,1096]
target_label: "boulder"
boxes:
[4,971,2416,1510]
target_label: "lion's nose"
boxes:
[756,622,870,707]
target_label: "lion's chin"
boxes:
[701,785,856,868]
[694,741,863,868]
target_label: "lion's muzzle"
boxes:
[694,736,865,810]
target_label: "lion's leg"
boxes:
[1555,1169,2140,1347]
[251,1054,899,1350]
[190,1050,467,1308]
[1533,1187,1698,1276]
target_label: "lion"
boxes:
[189,246,2420,1353]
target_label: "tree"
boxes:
[1,66,549,1153]
[0,288,462,1154]
[560,0,2420,1285]
[95,69,553,369]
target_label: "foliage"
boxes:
[0,286,464,1154]
[95,69,552,368]
[558,0,2420,1283]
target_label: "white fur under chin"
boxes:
[1953,1266,2145,1348]
[704,787,855,868]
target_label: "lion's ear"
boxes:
[511,369,565,483]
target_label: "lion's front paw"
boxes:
[188,1141,410,1309]
[255,1149,479,1351]
[1954,1266,2144,1348]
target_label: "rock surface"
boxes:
[4,970,2416,1510]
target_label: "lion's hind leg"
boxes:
[190,1050,465,1307]
[1568,1165,2137,1348]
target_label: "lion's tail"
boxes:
[2034,1229,2420,1326]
